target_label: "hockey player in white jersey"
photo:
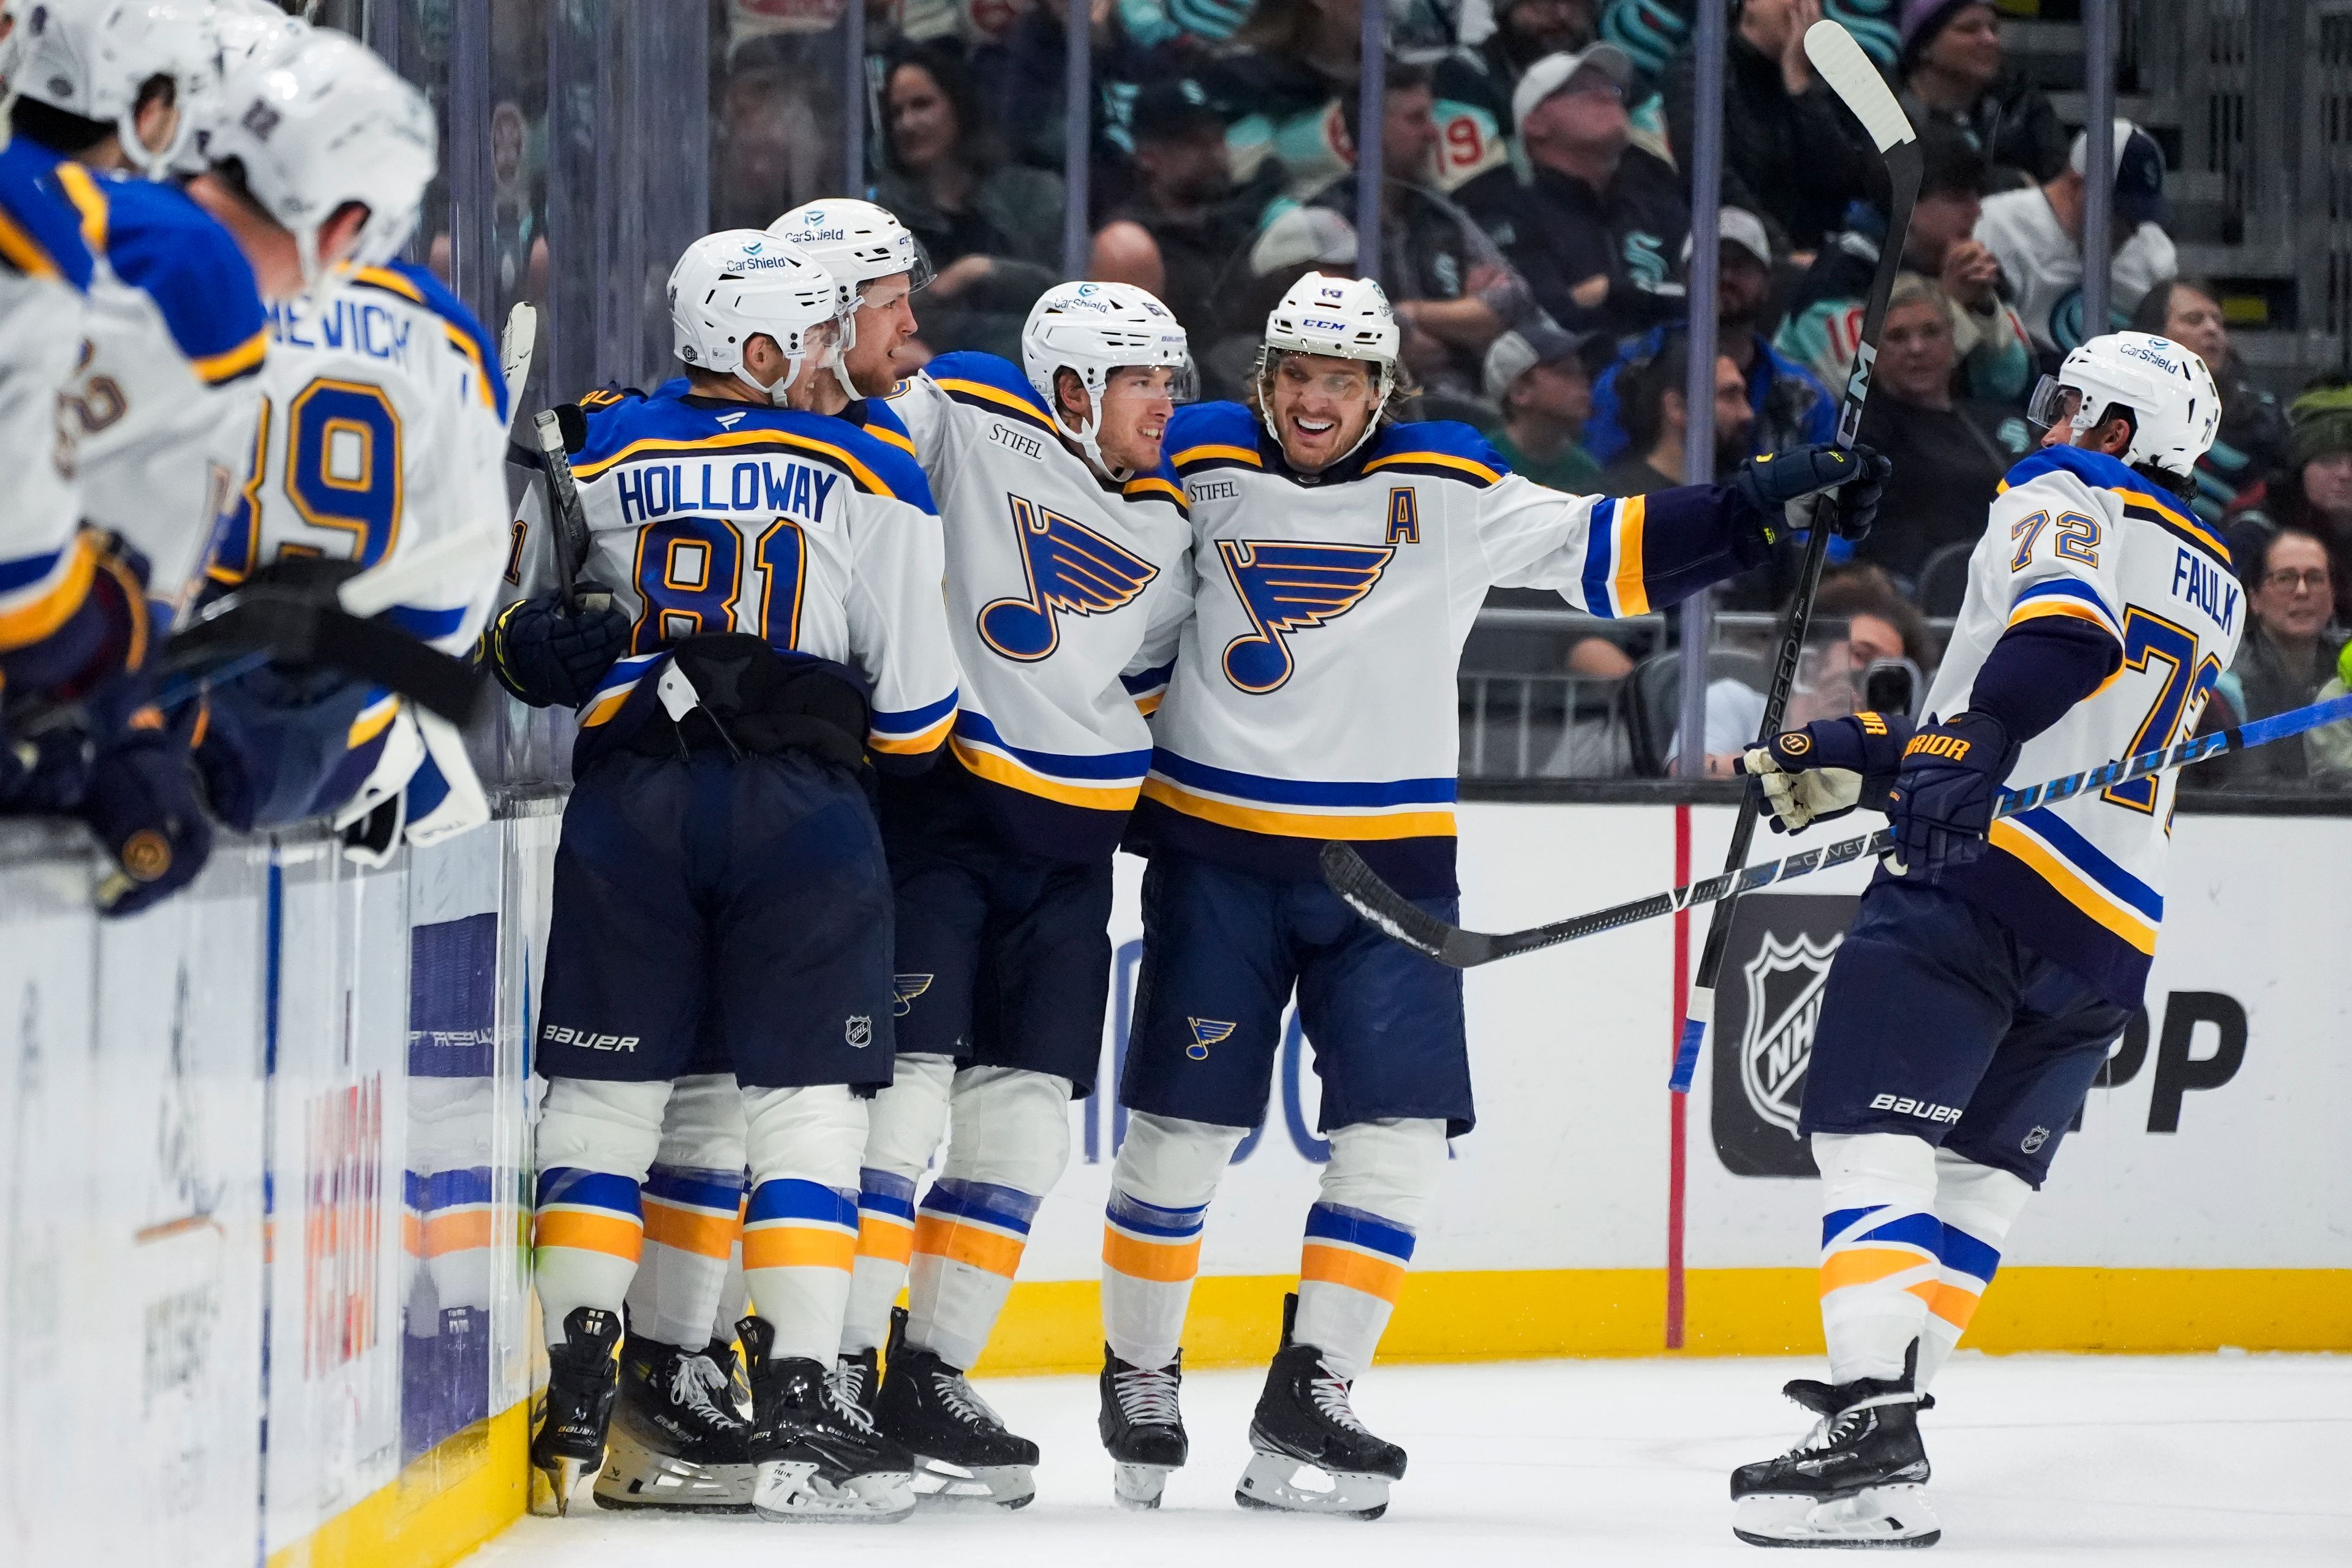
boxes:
[186,30,504,855]
[1726,333,2233,1549]
[806,278,1196,1509]
[491,230,959,1523]
[1104,272,1887,1517]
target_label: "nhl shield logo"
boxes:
[845,1015,873,1049]
[1738,932,1842,1137]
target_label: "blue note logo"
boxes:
[892,973,934,1017]
[1216,539,1393,693]
[1186,1018,1235,1060]
[977,494,1159,662]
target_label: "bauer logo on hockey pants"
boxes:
[1869,1093,1965,1124]
[541,1024,638,1052]
[1739,931,1842,1137]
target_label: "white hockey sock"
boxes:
[841,1053,953,1355]
[1917,1147,2032,1391]
[1101,1112,1243,1371]
[906,1067,1072,1370]
[533,1078,669,1346]
[624,1073,747,1349]
[1814,1131,1942,1385]
[740,1084,866,1365]
[1291,1118,1447,1382]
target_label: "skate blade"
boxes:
[910,1456,1036,1511]
[1234,1450,1391,1520]
[529,1455,590,1518]
[1113,1462,1172,1511]
[592,1426,756,1513]
[752,1460,917,1523]
[1732,1487,1941,1548]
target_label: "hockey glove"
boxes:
[0,721,96,814]
[487,588,630,709]
[1885,710,2021,881]
[1739,710,1916,834]
[83,708,213,918]
[192,662,379,832]
[1732,443,1892,547]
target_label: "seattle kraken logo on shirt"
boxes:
[976,494,1159,662]
[1216,540,1393,694]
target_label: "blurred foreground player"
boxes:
[497,230,958,1522]
[1106,271,1887,1516]
[1730,332,2232,1548]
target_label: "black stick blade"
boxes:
[1319,842,1493,968]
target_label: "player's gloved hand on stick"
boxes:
[486,586,630,709]
[83,708,213,918]
[1885,710,2021,880]
[1739,710,1917,833]
[1733,443,1892,546]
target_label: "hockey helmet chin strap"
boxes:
[1056,374,1133,484]
[1254,347,1393,470]
[736,334,837,407]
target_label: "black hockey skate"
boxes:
[1731,1346,1939,1549]
[875,1305,1038,1509]
[738,1314,917,1522]
[1234,1292,1406,1520]
[1098,1345,1188,1510]
[707,1335,751,1416]
[590,1333,755,1513]
[529,1306,621,1517]
[831,1344,881,1425]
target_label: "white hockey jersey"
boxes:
[1920,443,2242,1005]
[507,381,960,770]
[1139,401,1759,896]
[0,137,105,691]
[1975,187,2177,358]
[205,262,510,657]
[886,351,1196,859]
[42,154,268,624]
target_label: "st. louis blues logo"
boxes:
[1185,1018,1235,1060]
[892,973,934,1017]
[1216,539,1392,693]
[977,494,1159,662]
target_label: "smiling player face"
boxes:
[1093,366,1180,472]
[1268,352,1378,473]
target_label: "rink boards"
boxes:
[0,799,2343,1566]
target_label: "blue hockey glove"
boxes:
[192,662,377,832]
[84,709,213,918]
[1886,710,2021,880]
[487,588,630,709]
[1733,442,1892,546]
[1738,711,1917,833]
[0,721,96,814]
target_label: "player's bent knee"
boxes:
[743,1082,869,1189]
[1812,1129,1939,1195]
[862,1052,955,1177]
[654,1072,746,1172]
[1932,1147,2032,1231]
[941,1066,1073,1195]
[1113,1110,1245,1209]
[1320,1117,1449,1231]
[538,1077,672,1178]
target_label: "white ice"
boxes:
[469,1353,2352,1567]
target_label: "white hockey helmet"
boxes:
[2029,330,2221,480]
[1255,270,1401,460]
[1020,280,1194,477]
[668,229,840,402]
[1,0,215,177]
[173,0,309,178]
[767,198,934,398]
[203,31,437,286]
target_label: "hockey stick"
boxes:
[1324,691,2352,968]
[499,303,538,436]
[533,407,593,614]
[1665,20,1920,1093]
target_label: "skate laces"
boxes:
[930,1367,1006,1430]
[1308,1366,1370,1434]
[1113,1362,1183,1427]
[823,1359,880,1433]
[669,1353,742,1427]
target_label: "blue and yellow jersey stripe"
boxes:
[1578,495,1651,617]
[572,427,904,501]
[1139,747,1458,842]
[869,688,958,755]
[56,163,269,386]
[576,652,663,729]
[2008,575,2122,641]
[1362,448,1503,488]
[948,709,1152,812]
[1988,805,2163,956]
[0,535,100,652]
[348,263,510,421]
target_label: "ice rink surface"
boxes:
[472,1354,2351,1567]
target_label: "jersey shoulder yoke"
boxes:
[0,142,92,290]
[1166,400,1263,474]
[926,350,1052,433]
[1362,417,1508,488]
[64,168,264,383]
[347,261,510,423]
[573,389,935,509]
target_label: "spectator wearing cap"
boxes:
[1596,336,1754,497]
[1778,122,2032,402]
[1896,0,2068,190]
[1256,60,1539,402]
[1465,43,1689,340]
[2234,382,2352,632]
[1850,276,2037,586]
[1975,120,2177,363]
[2197,529,2348,790]
[1431,0,1601,208]
[1092,77,1282,357]
[1484,326,1605,491]
[2130,279,2288,529]
[1581,207,1836,467]
[1663,0,1877,254]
